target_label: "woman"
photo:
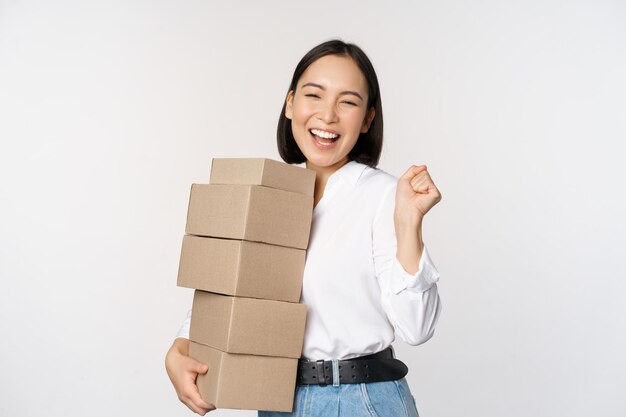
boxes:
[166,39,442,417]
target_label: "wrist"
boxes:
[172,337,190,356]
[394,210,423,229]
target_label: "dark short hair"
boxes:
[277,39,384,167]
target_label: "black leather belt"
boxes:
[296,347,408,386]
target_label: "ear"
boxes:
[285,90,294,120]
[360,107,376,133]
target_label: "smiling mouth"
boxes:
[309,128,340,144]
[309,128,339,139]
[309,129,340,149]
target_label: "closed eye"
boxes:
[342,101,357,106]
[305,94,320,98]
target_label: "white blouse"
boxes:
[177,160,442,360]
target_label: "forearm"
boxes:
[394,214,424,275]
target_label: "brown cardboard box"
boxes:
[190,290,306,358]
[189,341,298,412]
[210,158,316,196]
[185,184,313,249]
[177,235,305,303]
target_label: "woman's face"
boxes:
[285,55,375,171]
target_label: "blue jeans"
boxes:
[258,377,420,417]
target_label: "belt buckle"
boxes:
[316,359,327,387]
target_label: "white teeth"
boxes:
[310,129,338,139]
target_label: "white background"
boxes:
[1,1,625,416]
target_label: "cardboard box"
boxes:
[189,342,298,412]
[190,290,307,358]
[209,158,315,197]
[185,184,313,250]
[177,235,305,303]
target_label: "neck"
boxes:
[306,157,350,207]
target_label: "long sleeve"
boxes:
[175,309,192,339]
[372,183,442,346]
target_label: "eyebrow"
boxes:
[301,82,364,101]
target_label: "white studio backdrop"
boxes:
[1,1,625,416]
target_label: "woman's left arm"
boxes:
[372,165,443,346]
[394,165,442,274]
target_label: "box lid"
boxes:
[210,158,315,197]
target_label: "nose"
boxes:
[316,100,338,124]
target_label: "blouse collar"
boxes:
[326,160,369,189]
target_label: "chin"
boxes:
[306,156,346,169]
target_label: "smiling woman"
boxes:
[284,55,375,173]
[165,39,443,417]
[277,41,385,171]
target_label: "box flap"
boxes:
[210,158,315,196]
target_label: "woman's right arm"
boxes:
[165,326,216,414]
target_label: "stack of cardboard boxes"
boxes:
[177,158,315,412]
